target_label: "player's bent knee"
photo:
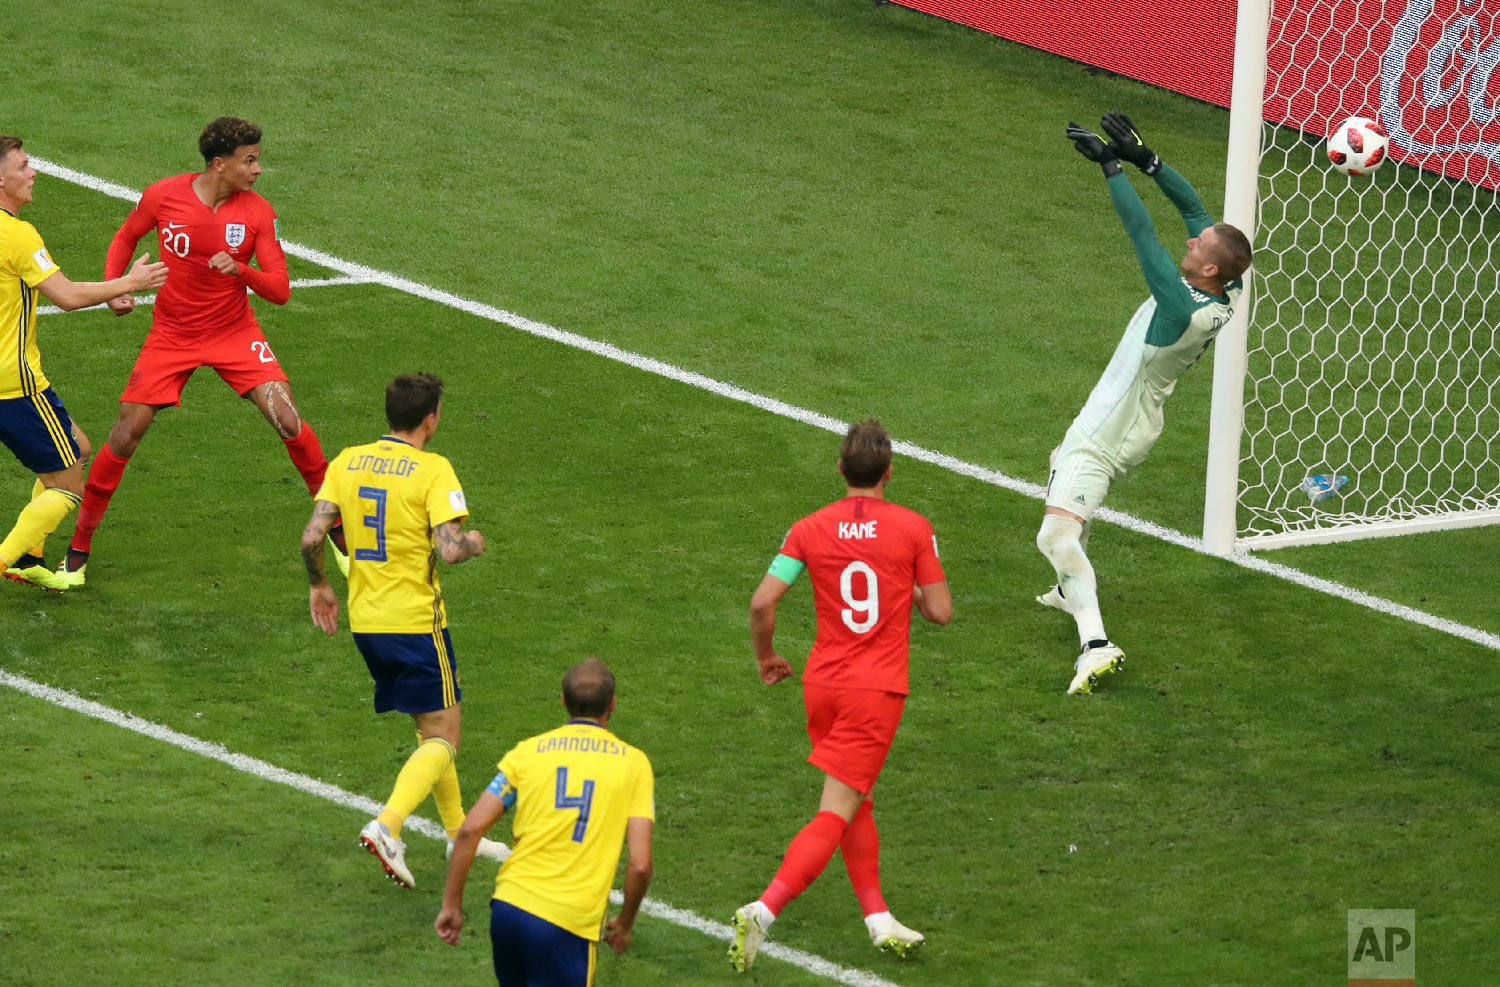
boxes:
[72,428,92,463]
[1037,514,1083,566]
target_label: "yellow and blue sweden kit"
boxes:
[316,435,469,712]
[0,208,78,473]
[489,720,655,940]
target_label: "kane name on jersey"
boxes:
[781,496,944,696]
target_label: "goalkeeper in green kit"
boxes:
[1037,113,1253,696]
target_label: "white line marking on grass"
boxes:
[32,155,1499,656]
[36,275,369,316]
[0,669,905,987]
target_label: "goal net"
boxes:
[1208,0,1500,551]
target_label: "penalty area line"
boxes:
[0,669,907,987]
[29,155,1500,657]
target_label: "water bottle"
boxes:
[1298,474,1349,502]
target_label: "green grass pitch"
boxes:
[2,2,1496,985]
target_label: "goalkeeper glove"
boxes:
[1066,121,1123,177]
[1100,111,1162,175]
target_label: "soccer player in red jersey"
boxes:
[729,418,952,972]
[56,117,345,586]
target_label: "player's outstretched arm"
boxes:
[436,790,508,947]
[749,573,794,684]
[1066,121,1123,177]
[301,499,342,634]
[1100,112,1213,235]
[434,519,484,564]
[605,816,654,954]
[914,580,953,625]
[35,253,168,312]
[1100,111,1163,176]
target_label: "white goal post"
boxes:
[1203,0,1500,553]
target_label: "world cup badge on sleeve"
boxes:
[224,223,247,249]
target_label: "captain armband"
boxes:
[767,554,806,585]
[486,771,517,810]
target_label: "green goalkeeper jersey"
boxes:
[1067,165,1243,474]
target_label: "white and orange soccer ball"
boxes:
[1326,116,1389,176]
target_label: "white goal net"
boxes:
[1209,0,1500,551]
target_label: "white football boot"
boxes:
[867,911,925,957]
[1067,642,1125,695]
[359,819,415,889]
[1035,584,1071,612]
[729,900,774,972]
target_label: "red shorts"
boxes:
[121,322,288,406]
[803,682,905,795]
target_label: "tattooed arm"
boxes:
[433,518,485,565]
[301,499,342,635]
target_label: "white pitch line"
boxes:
[36,275,369,316]
[29,157,1500,657]
[0,669,904,987]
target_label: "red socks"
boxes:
[70,445,131,554]
[761,811,849,915]
[840,799,887,916]
[283,422,329,496]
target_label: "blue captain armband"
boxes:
[486,771,517,810]
[767,554,806,584]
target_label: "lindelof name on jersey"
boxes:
[346,453,419,476]
[535,735,628,756]
[839,520,878,540]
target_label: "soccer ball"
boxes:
[1326,116,1388,176]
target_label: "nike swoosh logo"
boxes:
[163,222,185,232]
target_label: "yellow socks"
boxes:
[434,757,465,837]
[26,478,45,558]
[1,486,80,569]
[377,736,457,839]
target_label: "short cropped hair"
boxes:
[0,136,23,163]
[385,372,443,431]
[562,657,616,718]
[199,117,262,164]
[1211,222,1253,284]
[839,418,892,488]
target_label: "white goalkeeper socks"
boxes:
[1036,513,1107,647]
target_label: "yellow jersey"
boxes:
[315,436,468,633]
[0,208,61,399]
[489,720,655,940]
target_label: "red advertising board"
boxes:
[889,0,1500,190]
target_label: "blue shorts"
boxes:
[490,898,596,987]
[0,387,79,474]
[352,628,460,714]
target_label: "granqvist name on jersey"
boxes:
[838,520,878,540]
[535,735,628,757]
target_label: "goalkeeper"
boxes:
[1038,113,1253,696]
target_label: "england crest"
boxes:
[225,223,247,249]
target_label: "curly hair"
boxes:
[198,117,262,163]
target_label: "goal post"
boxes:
[1203,0,1272,556]
[1203,0,1500,554]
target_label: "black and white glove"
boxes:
[1066,121,1123,177]
[1100,111,1162,175]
